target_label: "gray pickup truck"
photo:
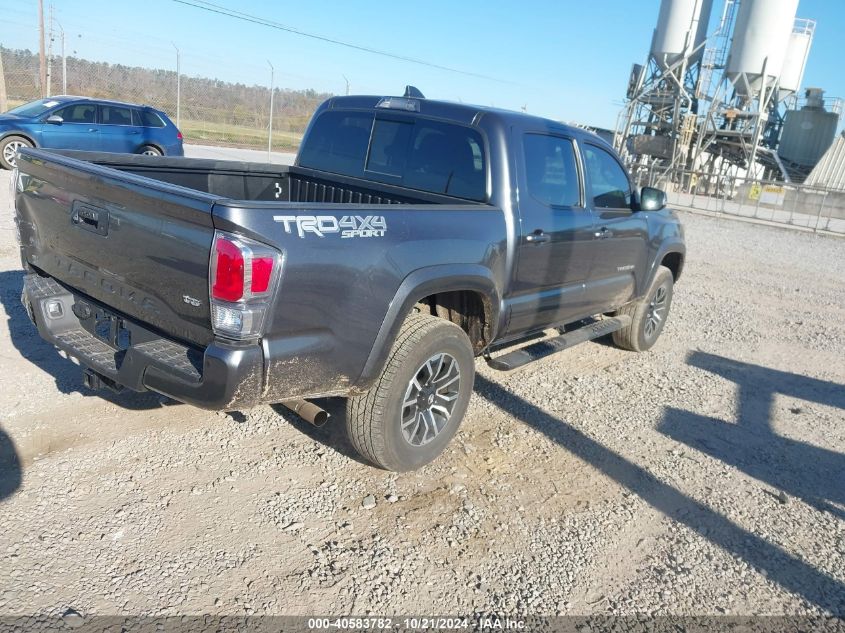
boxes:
[14,89,685,471]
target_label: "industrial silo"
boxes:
[779,19,815,100]
[651,0,714,69]
[725,0,799,98]
[778,89,840,168]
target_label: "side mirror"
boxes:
[45,115,63,125]
[639,186,666,211]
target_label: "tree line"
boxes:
[1,47,333,132]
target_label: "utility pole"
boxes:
[46,4,55,96]
[342,74,350,96]
[51,14,66,95]
[0,47,7,112]
[38,0,47,97]
[172,43,181,129]
[61,27,66,94]
[267,60,274,161]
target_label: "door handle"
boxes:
[526,230,550,244]
[88,128,97,132]
[594,227,613,239]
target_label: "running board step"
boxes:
[485,315,631,371]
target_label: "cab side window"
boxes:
[53,104,95,124]
[583,144,631,209]
[523,134,580,207]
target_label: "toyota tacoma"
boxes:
[14,89,685,471]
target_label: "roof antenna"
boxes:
[404,85,425,99]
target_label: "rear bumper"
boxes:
[22,273,263,410]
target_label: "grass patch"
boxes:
[180,119,303,151]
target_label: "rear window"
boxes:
[366,119,411,178]
[139,110,166,128]
[299,111,372,177]
[299,110,487,201]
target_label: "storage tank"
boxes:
[725,0,799,98]
[778,89,840,167]
[778,19,815,99]
[651,0,714,69]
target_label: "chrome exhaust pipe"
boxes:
[281,399,329,427]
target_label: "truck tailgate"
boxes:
[15,149,219,346]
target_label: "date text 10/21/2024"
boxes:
[306,617,526,630]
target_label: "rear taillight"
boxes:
[209,231,283,340]
[177,131,183,140]
[212,237,245,302]
[250,257,274,293]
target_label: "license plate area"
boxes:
[92,310,131,350]
[72,296,189,355]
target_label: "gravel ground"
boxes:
[0,167,843,618]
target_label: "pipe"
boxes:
[281,399,329,427]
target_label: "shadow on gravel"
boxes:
[270,398,372,467]
[474,374,845,614]
[660,352,845,518]
[0,270,173,411]
[0,426,22,501]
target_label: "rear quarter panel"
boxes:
[149,126,183,156]
[212,202,508,399]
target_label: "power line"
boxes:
[171,0,513,84]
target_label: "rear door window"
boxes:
[401,120,486,200]
[54,103,95,124]
[523,134,581,207]
[99,105,134,126]
[583,144,632,209]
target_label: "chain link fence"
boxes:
[632,166,845,236]
[1,46,331,153]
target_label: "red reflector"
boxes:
[251,257,274,293]
[212,237,244,302]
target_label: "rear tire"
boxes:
[137,145,163,156]
[0,136,33,170]
[612,265,674,352]
[346,313,475,471]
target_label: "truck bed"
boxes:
[15,149,488,343]
[63,151,482,206]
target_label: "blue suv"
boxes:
[0,96,184,169]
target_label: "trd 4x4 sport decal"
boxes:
[273,215,387,238]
